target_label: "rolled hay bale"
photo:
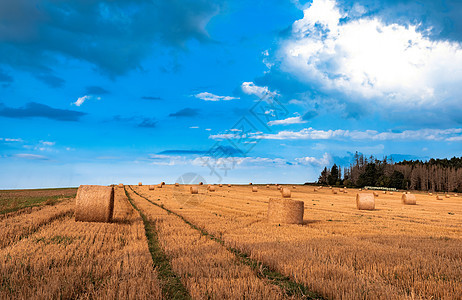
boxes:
[266,185,270,188]
[208,185,216,192]
[277,186,282,191]
[402,193,416,205]
[190,186,198,194]
[219,184,223,187]
[359,188,362,191]
[332,189,338,194]
[199,182,203,185]
[252,187,258,192]
[157,184,162,188]
[118,183,123,188]
[161,181,165,186]
[175,183,179,187]
[389,192,393,195]
[275,184,279,186]
[329,186,332,189]
[428,192,433,196]
[292,186,296,189]
[249,183,253,185]
[228,184,232,187]
[373,192,379,197]
[149,185,155,190]
[445,194,450,198]
[436,195,443,200]
[454,194,459,197]
[383,191,387,194]
[281,188,291,198]
[75,185,114,223]
[138,182,142,186]
[356,193,375,210]
[267,198,304,225]
[343,190,348,194]
[313,188,318,192]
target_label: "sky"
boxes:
[0,0,461,188]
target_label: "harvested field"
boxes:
[1,185,461,299]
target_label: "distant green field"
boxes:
[0,188,77,215]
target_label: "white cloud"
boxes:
[1,138,23,142]
[241,82,278,98]
[189,126,199,129]
[73,95,101,106]
[278,0,462,108]
[195,92,239,101]
[268,116,307,126]
[205,128,211,131]
[40,141,55,146]
[214,127,462,141]
[295,153,330,166]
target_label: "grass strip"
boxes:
[128,186,324,300]
[124,187,191,300]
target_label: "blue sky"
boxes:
[1,0,461,188]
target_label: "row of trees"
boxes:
[318,153,462,192]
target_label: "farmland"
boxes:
[1,185,462,299]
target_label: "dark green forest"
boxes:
[317,153,462,192]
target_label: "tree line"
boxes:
[317,153,462,192]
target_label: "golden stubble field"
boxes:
[1,184,461,299]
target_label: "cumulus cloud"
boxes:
[295,153,330,166]
[277,0,462,110]
[195,92,239,101]
[268,116,307,126]
[73,95,101,106]
[241,82,278,98]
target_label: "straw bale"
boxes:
[356,193,375,210]
[252,187,258,192]
[190,186,198,194]
[267,198,304,225]
[401,193,416,205]
[280,188,291,198]
[149,185,155,190]
[75,185,114,223]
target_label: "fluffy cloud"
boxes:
[277,0,462,109]
[268,116,307,126]
[241,82,278,98]
[195,92,239,101]
[295,153,330,166]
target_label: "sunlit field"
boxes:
[1,185,461,299]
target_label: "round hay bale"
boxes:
[190,186,198,194]
[428,192,433,196]
[267,198,304,225]
[249,183,253,185]
[332,189,338,194]
[208,185,216,192]
[436,195,443,200]
[313,188,317,192]
[266,185,270,188]
[277,186,282,191]
[401,193,416,205]
[228,184,231,187]
[199,182,203,185]
[343,190,348,194]
[175,183,179,186]
[454,193,459,197]
[219,184,223,187]
[292,186,296,189]
[138,182,142,186]
[359,188,362,191]
[389,192,393,195]
[149,185,155,190]
[252,187,258,192]
[356,193,375,210]
[157,184,162,188]
[329,186,332,189]
[383,191,387,194]
[281,188,291,198]
[118,183,123,188]
[275,184,279,186]
[75,185,114,223]
[373,192,379,197]
[445,194,450,198]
